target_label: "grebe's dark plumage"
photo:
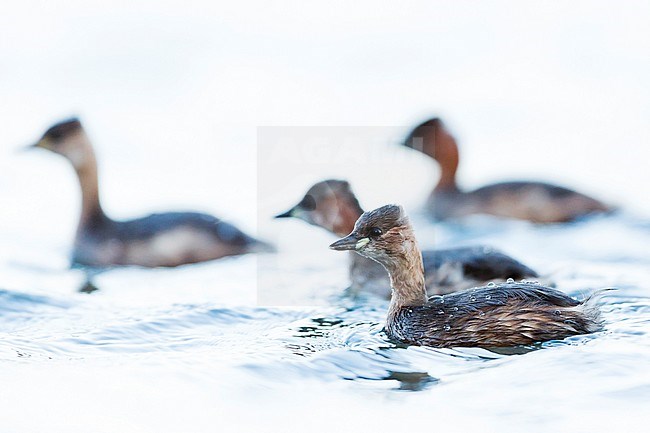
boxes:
[276,180,538,297]
[388,282,603,348]
[402,118,612,223]
[30,118,270,268]
[330,205,604,348]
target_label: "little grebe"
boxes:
[276,180,538,297]
[403,118,612,223]
[330,204,604,348]
[29,118,270,268]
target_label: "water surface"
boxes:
[1,213,649,432]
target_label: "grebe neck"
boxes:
[434,159,459,192]
[74,148,107,227]
[382,229,428,311]
[433,127,460,192]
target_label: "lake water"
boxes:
[2,210,650,432]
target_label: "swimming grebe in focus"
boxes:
[403,118,612,223]
[330,205,604,348]
[28,118,270,268]
[275,180,538,297]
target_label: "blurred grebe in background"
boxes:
[403,118,612,223]
[28,118,271,268]
[330,204,605,348]
[275,180,538,298]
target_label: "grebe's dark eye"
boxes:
[369,227,383,238]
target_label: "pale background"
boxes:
[1,1,648,258]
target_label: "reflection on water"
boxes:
[1,214,650,431]
[383,371,439,391]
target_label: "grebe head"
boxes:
[329,204,412,264]
[403,117,458,162]
[403,117,459,189]
[275,179,364,237]
[31,118,94,169]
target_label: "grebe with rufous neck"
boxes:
[403,118,612,223]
